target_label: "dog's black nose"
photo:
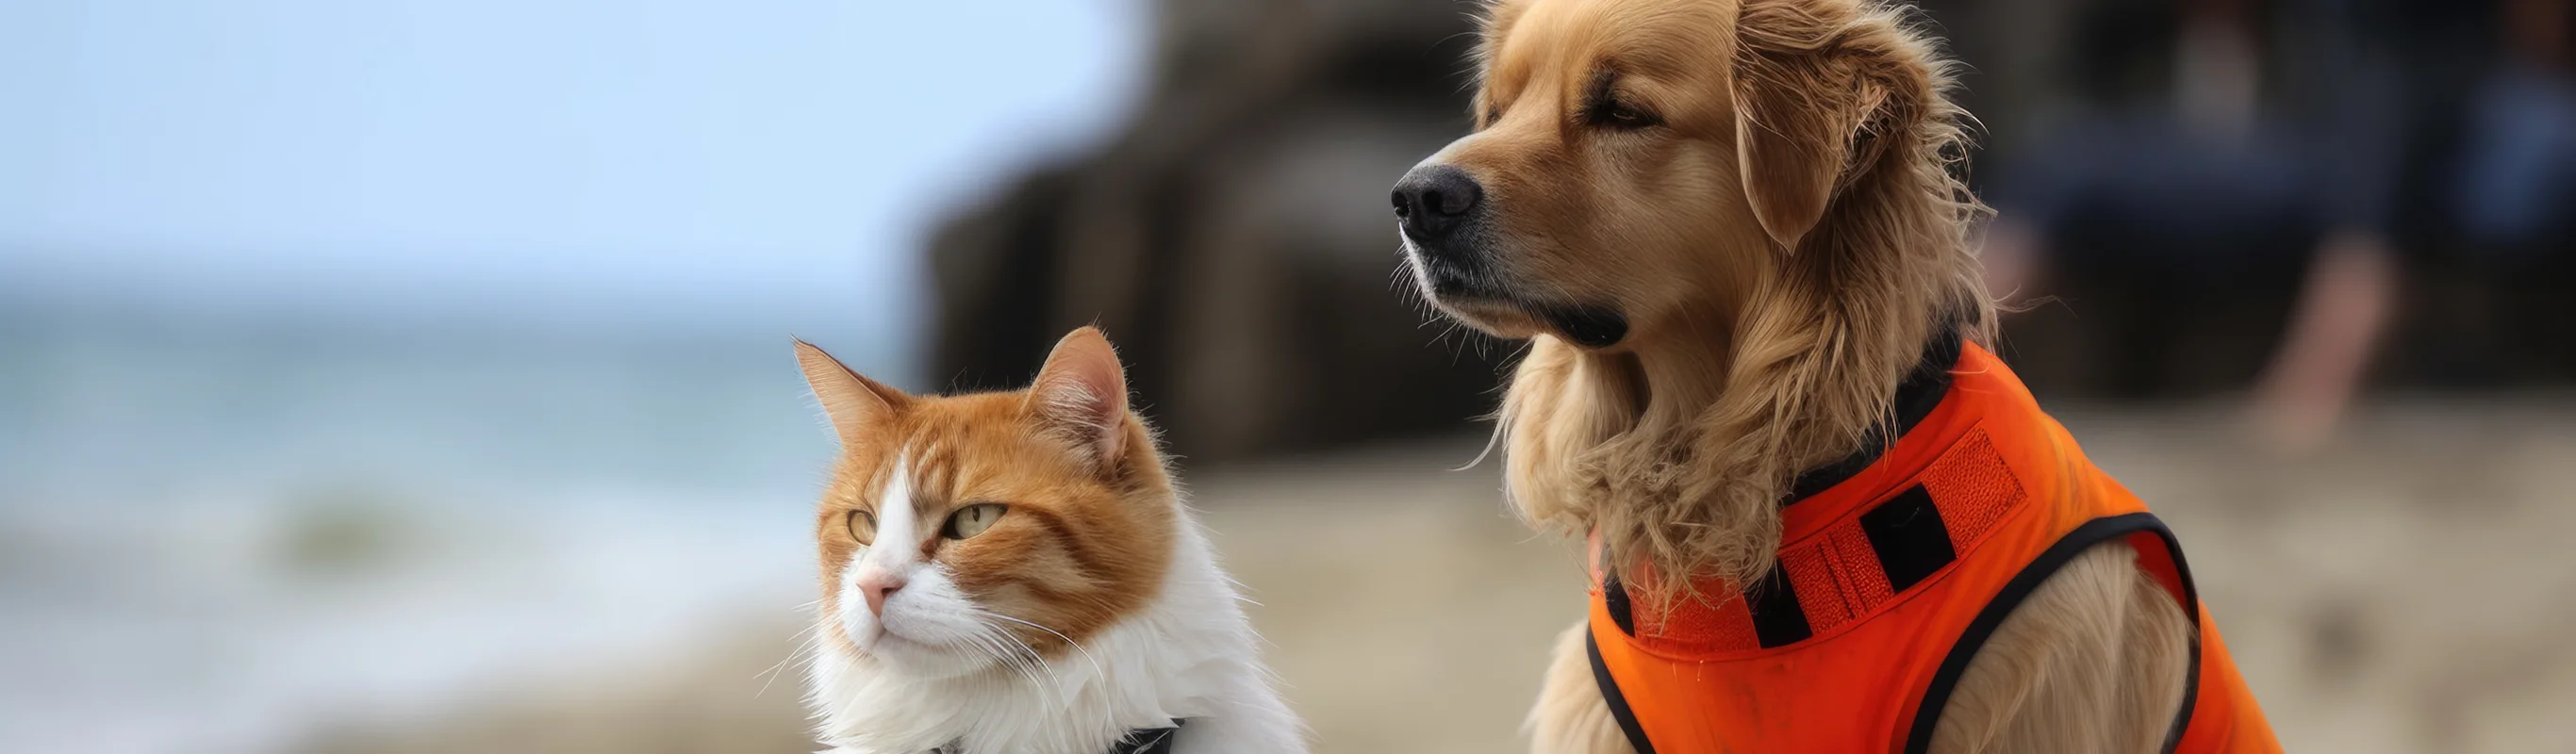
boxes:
[1392,164,1482,240]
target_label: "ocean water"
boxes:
[0,314,890,752]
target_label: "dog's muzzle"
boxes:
[1392,164,1630,349]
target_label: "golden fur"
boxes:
[1441,0,1993,595]
[1924,543,2190,753]
[1397,0,2193,750]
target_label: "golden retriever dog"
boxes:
[1388,0,2262,752]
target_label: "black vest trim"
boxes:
[1588,630,1660,754]
[1787,325,1965,504]
[1899,513,2204,754]
[1601,568,1639,637]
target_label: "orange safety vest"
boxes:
[1586,339,2278,754]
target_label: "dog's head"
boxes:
[1402,0,1991,593]
[1395,0,1944,352]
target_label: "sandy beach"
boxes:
[295,398,2576,753]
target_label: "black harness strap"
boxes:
[932,720,1184,754]
[1111,722,1183,754]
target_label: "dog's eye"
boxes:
[1590,100,1660,130]
[942,503,1007,540]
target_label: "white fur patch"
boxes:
[809,466,1305,753]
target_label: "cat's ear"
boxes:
[794,338,908,448]
[1026,326,1130,470]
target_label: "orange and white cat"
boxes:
[795,327,1306,754]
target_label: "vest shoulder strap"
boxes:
[1900,513,2201,754]
[1587,630,1660,754]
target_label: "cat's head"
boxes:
[795,327,1176,679]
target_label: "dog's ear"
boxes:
[1730,0,1918,254]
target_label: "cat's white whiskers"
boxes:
[755,624,829,698]
[985,614,1107,681]
[980,614,1126,751]
[969,624,1055,701]
[969,624,1088,753]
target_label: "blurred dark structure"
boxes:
[930,0,2576,463]
[927,0,1496,462]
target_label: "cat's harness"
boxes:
[928,720,1182,754]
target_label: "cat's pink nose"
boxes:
[858,570,907,616]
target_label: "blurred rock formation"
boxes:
[928,0,2576,464]
[925,0,1499,463]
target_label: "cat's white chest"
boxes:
[809,525,1306,754]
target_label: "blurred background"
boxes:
[4,0,2572,751]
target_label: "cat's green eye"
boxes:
[847,509,876,546]
[942,503,1006,540]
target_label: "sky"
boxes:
[0,0,1144,351]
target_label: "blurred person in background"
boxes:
[1977,0,2576,452]
[2430,0,2576,385]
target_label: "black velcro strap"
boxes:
[1587,631,1660,754]
[1111,721,1182,754]
[1862,485,1957,592]
[1747,563,1812,647]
